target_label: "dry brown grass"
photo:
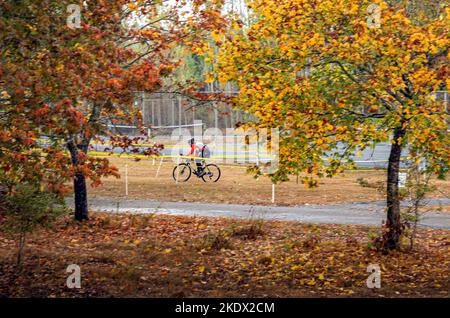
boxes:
[88,157,450,206]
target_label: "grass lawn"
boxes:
[0,213,448,297]
[88,157,450,208]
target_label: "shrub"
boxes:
[1,184,68,267]
[400,164,436,250]
[356,177,385,193]
[201,229,233,251]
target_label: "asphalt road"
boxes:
[72,197,450,229]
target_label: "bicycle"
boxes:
[172,159,221,183]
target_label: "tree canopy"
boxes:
[0,0,225,219]
[216,0,449,248]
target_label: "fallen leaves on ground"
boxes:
[0,213,448,297]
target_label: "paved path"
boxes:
[70,197,450,229]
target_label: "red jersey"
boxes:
[187,143,201,157]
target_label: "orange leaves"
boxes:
[1,0,228,199]
[139,29,161,41]
[33,104,50,118]
[127,3,138,11]
[106,78,125,91]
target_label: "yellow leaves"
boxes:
[264,89,276,99]
[205,74,215,84]
[325,123,335,131]
[131,239,141,246]
[378,1,389,10]
[280,33,290,41]
[308,33,323,47]
[411,69,436,87]
[410,33,425,43]
[73,43,85,54]
[25,23,37,32]
[410,32,430,53]
[400,54,411,64]
[213,0,448,186]
[232,22,241,32]
[211,31,222,42]
[343,266,354,273]
[348,3,359,15]
[162,248,172,254]
[56,64,64,73]
[198,266,206,273]
[254,110,262,118]
[429,45,439,55]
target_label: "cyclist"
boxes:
[185,138,204,176]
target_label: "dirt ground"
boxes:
[88,156,450,208]
[0,213,448,297]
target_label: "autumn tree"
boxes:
[1,0,77,199]
[216,0,449,249]
[1,0,225,220]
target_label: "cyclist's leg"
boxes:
[195,159,204,176]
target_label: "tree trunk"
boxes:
[73,172,89,221]
[67,140,89,221]
[385,126,406,250]
[66,102,102,221]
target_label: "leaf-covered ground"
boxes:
[0,213,448,297]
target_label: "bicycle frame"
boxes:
[173,158,221,183]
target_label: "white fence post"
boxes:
[125,162,129,196]
[272,183,275,204]
[155,157,163,178]
[175,156,180,184]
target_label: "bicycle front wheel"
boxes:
[202,164,221,182]
[173,163,192,182]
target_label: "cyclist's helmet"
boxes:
[188,138,195,145]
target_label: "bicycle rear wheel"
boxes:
[173,163,192,182]
[202,164,221,182]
